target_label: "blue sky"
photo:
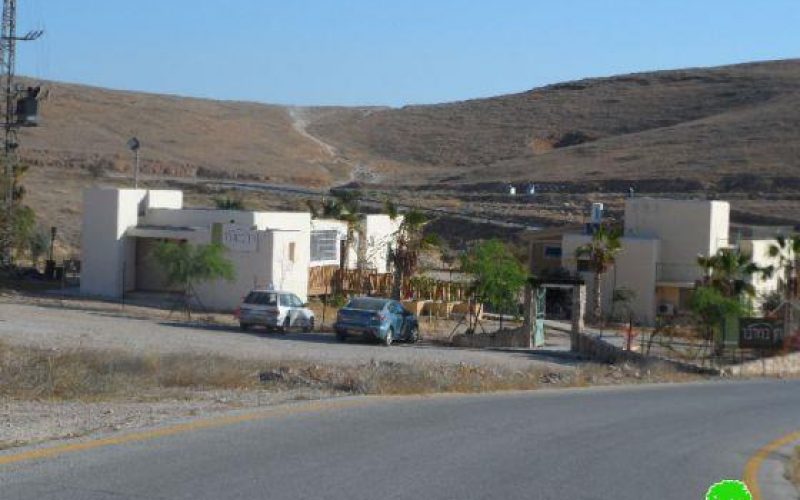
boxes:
[16,0,800,106]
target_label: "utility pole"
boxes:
[0,0,42,265]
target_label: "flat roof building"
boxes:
[560,197,783,325]
[81,188,400,311]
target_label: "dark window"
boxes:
[280,294,291,307]
[311,230,339,262]
[245,292,277,306]
[543,246,563,259]
[346,298,388,311]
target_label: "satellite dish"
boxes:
[127,137,141,151]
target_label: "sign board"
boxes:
[739,318,784,349]
[222,224,257,252]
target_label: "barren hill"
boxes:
[13,59,800,255]
[307,59,800,190]
[17,82,362,187]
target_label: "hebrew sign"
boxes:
[222,224,257,252]
[739,318,784,349]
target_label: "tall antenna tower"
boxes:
[0,0,42,265]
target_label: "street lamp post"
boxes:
[127,137,141,188]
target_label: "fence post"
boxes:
[571,284,586,352]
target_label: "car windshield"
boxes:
[345,298,387,311]
[244,291,278,306]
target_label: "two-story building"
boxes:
[560,198,783,325]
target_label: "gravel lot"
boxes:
[0,299,572,370]
[0,295,575,449]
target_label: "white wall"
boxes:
[740,239,784,312]
[624,198,729,283]
[254,212,312,231]
[308,215,400,273]
[142,208,258,229]
[81,188,353,309]
[269,230,310,302]
[192,228,272,311]
[81,188,147,298]
[562,233,660,325]
[363,214,402,274]
[145,190,183,210]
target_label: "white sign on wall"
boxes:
[222,224,257,252]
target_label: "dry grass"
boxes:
[787,446,800,492]
[0,341,262,401]
[0,341,705,402]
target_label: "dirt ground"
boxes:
[0,293,581,448]
[0,295,571,370]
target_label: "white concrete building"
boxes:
[560,198,779,325]
[309,215,400,273]
[81,188,400,311]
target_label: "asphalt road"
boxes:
[1,380,799,500]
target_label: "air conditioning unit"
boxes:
[658,303,675,316]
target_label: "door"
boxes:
[279,293,296,328]
[389,302,407,338]
[289,293,312,328]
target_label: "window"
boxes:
[311,230,339,262]
[289,242,296,263]
[290,294,304,307]
[543,246,563,259]
[346,298,387,311]
[280,294,291,307]
[245,292,277,306]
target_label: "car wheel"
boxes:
[281,317,291,334]
[303,317,315,333]
[239,322,251,331]
[408,325,420,343]
[383,328,394,347]
[336,330,347,342]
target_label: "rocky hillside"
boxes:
[12,59,800,255]
[307,59,800,191]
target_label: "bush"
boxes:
[461,239,527,317]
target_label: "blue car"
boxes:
[334,297,420,346]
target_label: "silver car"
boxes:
[236,290,315,333]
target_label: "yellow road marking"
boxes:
[0,398,370,467]
[743,429,800,500]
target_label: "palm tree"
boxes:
[386,201,435,299]
[213,196,246,211]
[768,235,800,300]
[697,247,772,299]
[695,247,771,356]
[768,235,800,339]
[575,225,623,323]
